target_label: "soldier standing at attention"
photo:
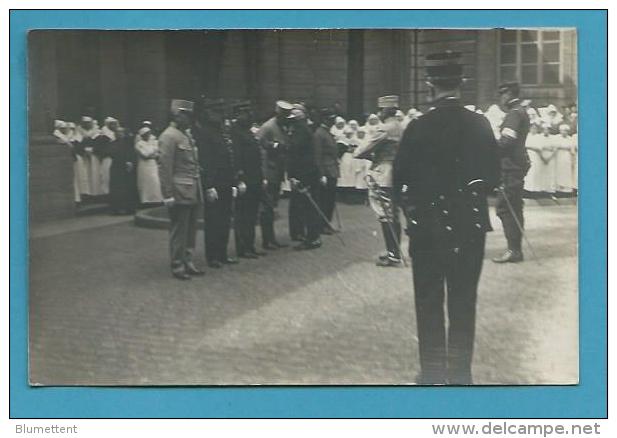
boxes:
[492,82,531,263]
[313,107,340,235]
[393,51,500,384]
[230,101,267,259]
[257,101,294,250]
[158,99,205,280]
[194,98,245,269]
[287,107,323,250]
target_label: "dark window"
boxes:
[499,29,562,86]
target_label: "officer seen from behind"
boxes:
[393,51,500,384]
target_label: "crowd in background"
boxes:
[52,117,164,213]
[51,100,578,215]
[484,101,578,195]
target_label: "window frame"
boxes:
[498,29,564,87]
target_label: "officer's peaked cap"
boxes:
[170,99,195,114]
[275,100,294,112]
[377,95,400,109]
[425,51,464,81]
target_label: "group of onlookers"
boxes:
[53,117,164,213]
[482,102,578,194]
[52,99,577,220]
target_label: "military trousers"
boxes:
[496,170,526,252]
[203,185,233,263]
[259,181,281,245]
[369,186,401,257]
[289,190,305,240]
[235,183,261,255]
[318,176,338,229]
[411,233,486,384]
[294,181,322,243]
[168,203,200,272]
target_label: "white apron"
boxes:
[135,138,163,203]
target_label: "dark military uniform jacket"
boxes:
[288,122,320,183]
[393,97,500,253]
[194,122,239,189]
[313,124,340,179]
[498,98,531,173]
[230,123,264,186]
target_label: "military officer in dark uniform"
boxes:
[194,98,245,268]
[158,99,205,280]
[229,101,267,259]
[313,107,340,234]
[492,82,531,263]
[288,103,311,242]
[287,107,323,250]
[393,51,500,384]
[256,101,294,250]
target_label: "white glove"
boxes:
[320,176,328,186]
[206,187,219,203]
[237,181,247,195]
[163,197,175,207]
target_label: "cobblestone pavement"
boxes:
[29,200,578,385]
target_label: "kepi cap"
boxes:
[170,99,195,115]
[425,51,464,82]
[275,100,294,112]
[377,95,399,109]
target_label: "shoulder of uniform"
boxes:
[159,126,179,139]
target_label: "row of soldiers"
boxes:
[159,98,349,278]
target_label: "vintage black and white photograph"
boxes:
[28,28,578,386]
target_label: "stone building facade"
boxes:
[28,28,577,221]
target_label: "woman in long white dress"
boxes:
[75,116,103,196]
[539,124,558,194]
[337,126,357,188]
[66,122,91,199]
[524,124,544,193]
[100,116,120,195]
[353,128,371,190]
[554,124,574,193]
[134,127,163,203]
[53,120,89,202]
[571,132,578,191]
